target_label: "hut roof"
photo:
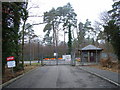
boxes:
[80,45,102,51]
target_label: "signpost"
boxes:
[7,56,16,73]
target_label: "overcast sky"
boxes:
[26,0,113,41]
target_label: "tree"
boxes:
[103,0,120,61]
[21,2,28,69]
[95,11,112,43]
[24,23,38,65]
[84,19,94,42]
[108,0,120,26]
[94,11,114,57]
[2,2,28,74]
[43,8,59,46]
[103,20,120,61]
[77,22,85,48]
[43,3,77,55]
[61,3,77,54]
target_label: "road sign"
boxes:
[7,61,16,68]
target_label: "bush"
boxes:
[13,63,23,71]
[100,58,117,68]
[118,64,120,69]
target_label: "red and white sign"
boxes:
[7,56,15,61]
[7,56,16,68]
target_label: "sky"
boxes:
[26,0,113,41]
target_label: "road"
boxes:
[4,66,117,88]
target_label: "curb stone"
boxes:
[79,67,120,87]
[1,66,40,88]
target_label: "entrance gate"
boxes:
[42,55,75,66]
[43,59,72,65]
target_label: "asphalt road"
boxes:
[4,66,117,88]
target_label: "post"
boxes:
[41,42,44,66]
[73,52,76,66]
[88,51,90,62]
[81,51,83,65]
[64,30,66,55]
[29,32,31,65]
[33,41,34,60]
[38,41,40,63]
[96,49,97,63]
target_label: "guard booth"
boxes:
[78,45,103,63]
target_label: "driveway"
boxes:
[4,66,117,88]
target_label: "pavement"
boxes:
[2,65,118,88]
[78,66,120,87]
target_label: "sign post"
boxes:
[7,56,16,73]
[54,53,58,65]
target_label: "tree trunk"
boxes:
[68,24,72,54]
[21,20,26,69]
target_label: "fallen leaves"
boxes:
[2,64,40,84]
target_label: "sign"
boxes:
[7,61,16,68]
[62,55,66,60]
[7,56,15,61]
[62,55,71,61]
[7,56,16,68]
[54,53,57,56]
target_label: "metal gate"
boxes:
[42,59,72,65]
[41,53,76,66]
[42,56,76,66]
